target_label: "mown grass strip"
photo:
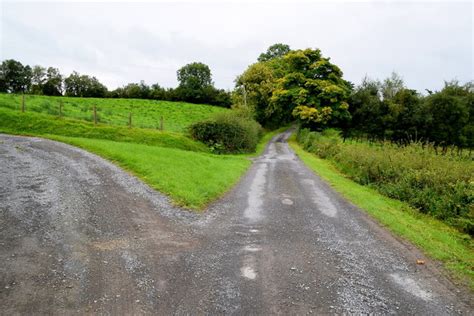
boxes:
[289,137,474,290]
[50,136,251,210]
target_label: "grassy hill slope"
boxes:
[0,93,228,132]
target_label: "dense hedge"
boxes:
[297,128,474,235]
[189,112,262,153]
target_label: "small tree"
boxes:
[177,62,212,90]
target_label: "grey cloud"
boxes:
[1,1,472,91]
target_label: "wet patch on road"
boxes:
[302,179,337,217]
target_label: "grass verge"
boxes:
[289,136,474,290]
[50,136,251,209]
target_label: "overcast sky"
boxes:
[1,0,472,92]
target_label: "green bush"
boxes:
[189,111,262,153]
[297,128,474,235]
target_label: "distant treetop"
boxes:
[258,43,291,62]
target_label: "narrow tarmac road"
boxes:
[0,132,471,315]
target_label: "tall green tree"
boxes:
[0,59,31,93]
[175,62,218,104]
[271,48,352,129]
[42,67,63,96]
[424,81,472,148]
[30,65,46,95]
[234,62,276,124]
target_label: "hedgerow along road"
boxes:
[0,132,471,314]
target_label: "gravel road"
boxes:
[0,132,471,315]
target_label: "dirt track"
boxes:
[0,132,471,315]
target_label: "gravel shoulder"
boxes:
[0,133,471,315]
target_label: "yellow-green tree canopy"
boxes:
[235,46,352,129]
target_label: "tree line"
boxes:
[0,59,231,107]
[347,74,473,150]
[234,43,473,149]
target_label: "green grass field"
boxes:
[0,93,228,132]
[289,137,474,290]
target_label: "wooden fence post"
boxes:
[93,105,97,125]
[21,94,25,112]
[160,116,164,131]
[128,112,132,128]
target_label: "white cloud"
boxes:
[1,1,472,91]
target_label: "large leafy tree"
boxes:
[236,47,351,129]
[271,48,352,129]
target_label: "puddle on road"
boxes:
[390,273,433,301]
[241,266,257,280]
[302,179,338,217]
[244,163,268,222]
[243,245,261,252]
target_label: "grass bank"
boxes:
[289,136,474,289]
[51,136,251,209]
[0,93,228,132]
[0,107,208,152]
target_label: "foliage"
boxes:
[348,76,473,148]
[257,43,291,62]
[177,62,212,90]
[297,128,474,235]
[0,59,32,93]
[234,62,276,124]
[0,59,231,107]
[42,67,63,96]
[271,49,352,129]
[189,111,263,153]
[236,46,351,129]
[64,71,107,97]
[0,93,228,133]
[289,138,474,289]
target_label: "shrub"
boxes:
[297,128,474,235]
[189,111,262,153]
